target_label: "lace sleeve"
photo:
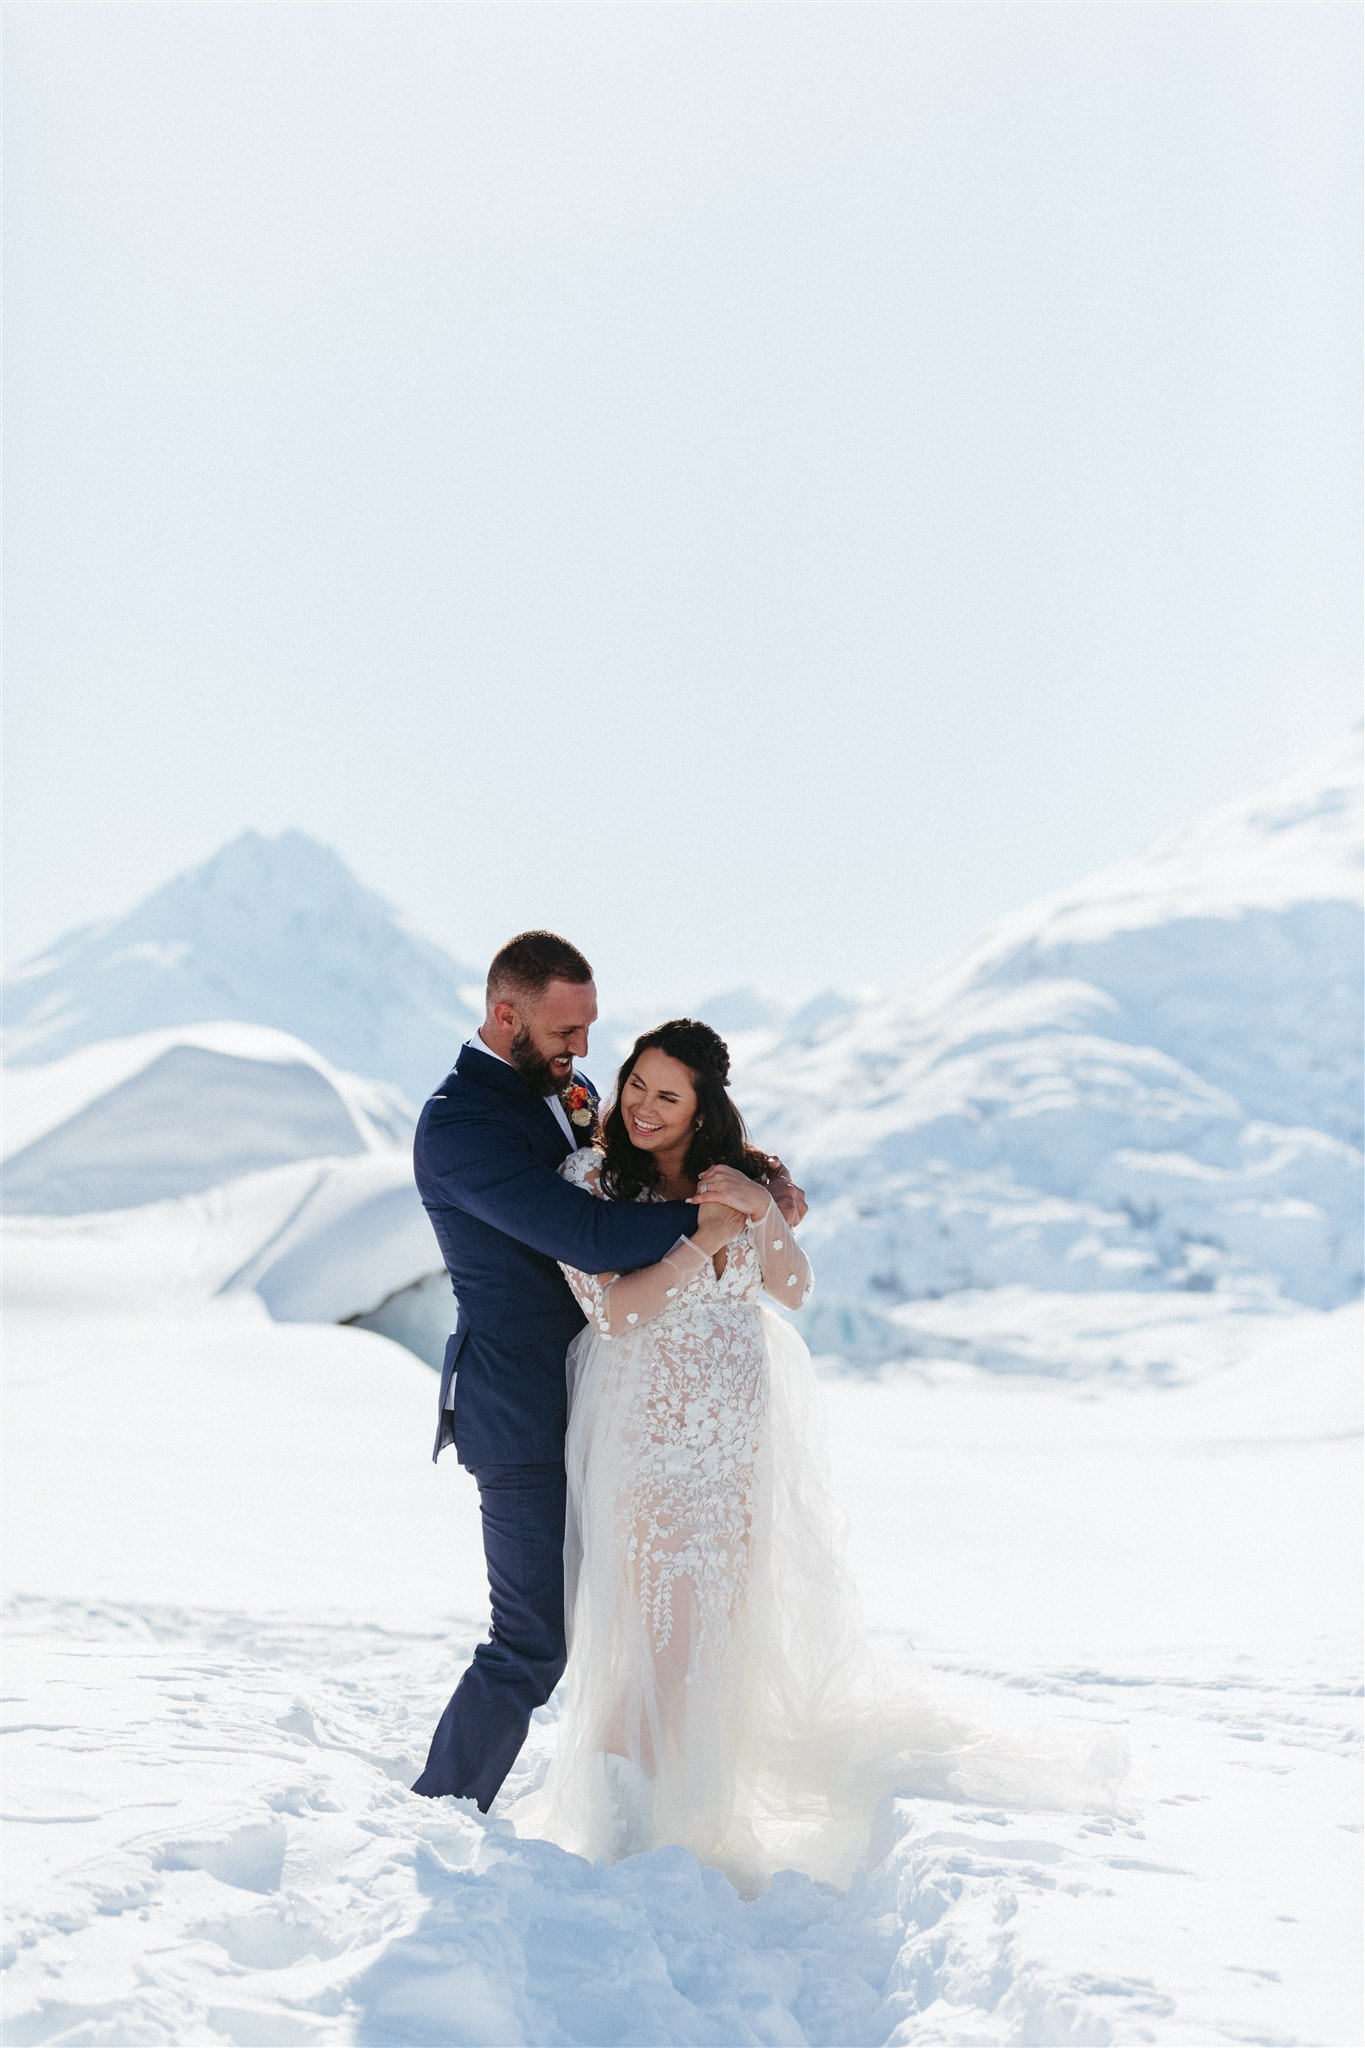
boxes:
[750,1192,813,1309]
[557,1150,713,1338]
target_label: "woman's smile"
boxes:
[621,1048,698,1155]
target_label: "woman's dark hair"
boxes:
[598,1018,769,1202]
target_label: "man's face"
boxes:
[498,978,598,1094]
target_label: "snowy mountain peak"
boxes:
[740,730,1363,1319]
[2,831,480,1102]
[113,829,439,952]
[143,827,370,909]
[955,730,1363,987]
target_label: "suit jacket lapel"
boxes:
[454,1043,599,1159]
[455,1044,566,1161]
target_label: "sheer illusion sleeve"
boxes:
[557,1150,713,1339]
[750,1192,813,1308]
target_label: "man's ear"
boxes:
[491,997,521,1035]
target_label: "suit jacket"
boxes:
[414,1043,699,1466]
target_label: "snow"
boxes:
[3,734,1361,2042]
[738,733,1364,1327]
[802,1283,1305,1387]
[219,1153,440,1329]
[0,1142,447,1364]
[3,1207,1360,2046]
[1,830,478,1104]
[1,1024,416,1217]
[587,988,860,1086]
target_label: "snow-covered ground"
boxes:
[4,734,1361,2042]
[4,1205,1360,2047]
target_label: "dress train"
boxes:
[504,1302,1132,1894]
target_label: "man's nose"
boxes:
[568,1028,588,1055]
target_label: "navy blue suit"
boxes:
[409,1041,698,1806]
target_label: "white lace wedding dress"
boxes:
[503,1148,1132,1894]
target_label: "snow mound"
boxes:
[220,1151,443,1329]
[1172,1295,1364,1442]
[1,829,478,1101]
[1,1023,415,1215]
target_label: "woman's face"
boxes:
[621,1047,699,1157]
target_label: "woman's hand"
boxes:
[694,1200,748,1254]
[691,1165,773,1222]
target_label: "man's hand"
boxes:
[765,1154,808,1227]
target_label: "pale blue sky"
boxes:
[5,3,1360,1004]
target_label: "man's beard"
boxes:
[508,1027,568,1098]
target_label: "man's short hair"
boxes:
[487,931,594,1006]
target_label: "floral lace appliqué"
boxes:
[558,1148,807,1678]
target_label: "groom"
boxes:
[409,930,804,1809]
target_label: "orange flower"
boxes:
[564,1083,594,1128]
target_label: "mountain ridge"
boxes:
[4,735,1359,1334]
[737,731,1363,1318]
[2,829,480,1104]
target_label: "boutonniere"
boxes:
[563,1083,596,1132]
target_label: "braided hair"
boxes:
[597,1018,769,1202]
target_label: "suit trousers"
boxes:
[410,1459,568,1810]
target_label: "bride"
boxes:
[504,1019,1132,1894]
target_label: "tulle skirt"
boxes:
[503,1304,1133,1895]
